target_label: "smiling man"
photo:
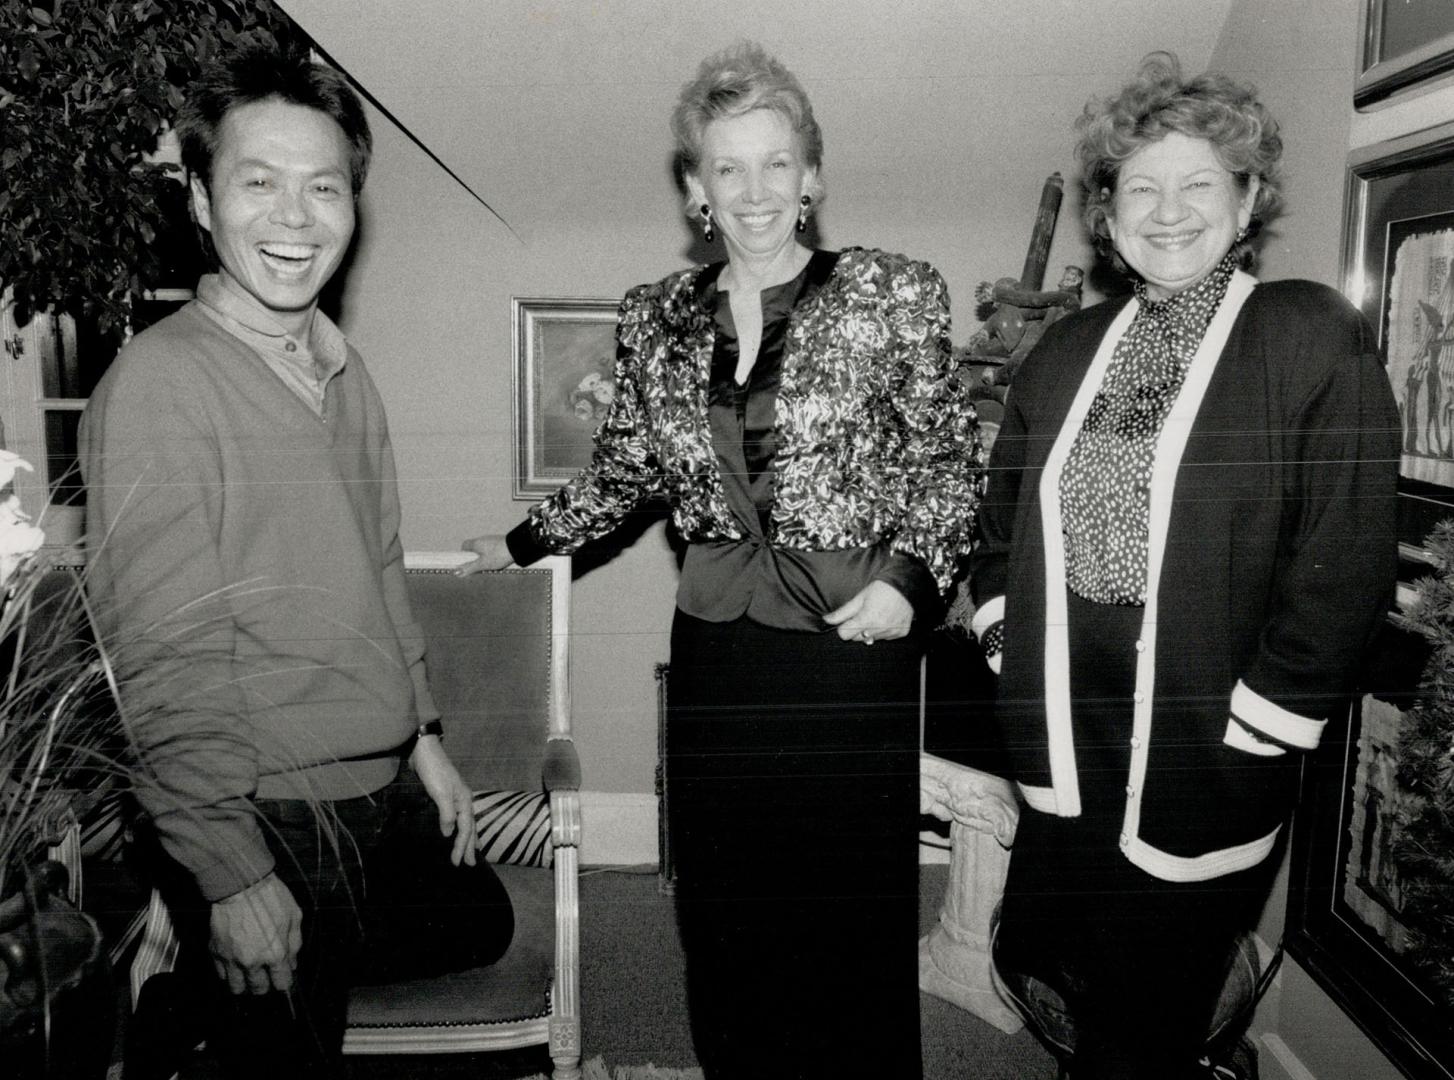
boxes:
[79,44,512,1078]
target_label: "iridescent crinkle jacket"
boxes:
[526,247,984,593]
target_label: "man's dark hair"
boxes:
[176,41,372,195]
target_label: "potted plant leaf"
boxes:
[1,4,297,1072]
[0,451,118,1077]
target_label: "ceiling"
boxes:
[277,0,1237,243]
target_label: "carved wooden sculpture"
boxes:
[957,173,1085,455]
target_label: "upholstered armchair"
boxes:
[342,555,582,1080]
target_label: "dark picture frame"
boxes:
[1356,0,1454,107]
[1281,122,1454,1080]
[1286,687,1453,1080]
[1341,121,1454,552]
[511,296,619,499]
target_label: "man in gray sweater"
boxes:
[80,42,511,1078]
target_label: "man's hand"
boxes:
[823,580,914,644]
[209,872,303,995]
[411,734,478,866]
[457,535,516,577]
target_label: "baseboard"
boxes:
[580,790,659,867]
[581,789,960,869]
[1259,1033,1318,1080]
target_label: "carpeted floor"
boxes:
[346,862,1057,1079]
[520,1058,699,1080]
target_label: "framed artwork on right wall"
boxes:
[1283,120,1454,1080]
[1356,0,1454,107]
[1286,686,1454,1080]
[1341,120,1454,555]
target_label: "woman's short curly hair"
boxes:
[671,41,825,214]
[1076,52,1283,260]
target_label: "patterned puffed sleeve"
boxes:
[507,285,667,564]
[881,260,985,594]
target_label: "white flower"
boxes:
[0,451,34,492]
[0,494,45,588]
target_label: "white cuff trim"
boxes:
[1223,717,1287,757]
[1230,680,1325,750]
[970,595,1004,639]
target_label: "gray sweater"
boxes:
[81,301,436,901]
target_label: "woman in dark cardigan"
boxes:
[971,53,1399,1078]
[459,41,982,1080]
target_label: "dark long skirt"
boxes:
[995,593,1276,1079]
[666,609,923,1080]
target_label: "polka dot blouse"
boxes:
[1059,252,1238,606]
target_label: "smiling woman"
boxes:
[971,52,1400,1079]
[460,39,983,1080]
[685,109,813,278]
[1104,131,1258,300]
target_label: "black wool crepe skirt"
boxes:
[666,609,923,1080]
[995,592,1277,1080]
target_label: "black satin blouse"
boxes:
[676,250,937,631]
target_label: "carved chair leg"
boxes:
[549,1020,582,1080]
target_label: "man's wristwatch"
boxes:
[406,719,444,754]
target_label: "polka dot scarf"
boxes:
[1059,251,1238,605]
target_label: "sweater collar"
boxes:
[194,274,348,384]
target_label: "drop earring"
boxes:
[700,204,714,243]
[797,195,812,234]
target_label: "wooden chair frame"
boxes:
[342,554,581,1080]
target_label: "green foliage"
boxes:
[1393,518,1454,1004]
[0,0,295,335]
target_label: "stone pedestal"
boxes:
[918,754,1023,1035]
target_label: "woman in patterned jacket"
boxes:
[461,41,981,1080]
[971,53,1398,1078]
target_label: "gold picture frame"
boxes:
[511,296,619,499]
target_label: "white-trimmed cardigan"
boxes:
[971,272,1399,882]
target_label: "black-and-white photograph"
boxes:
[2,3,1448,1080]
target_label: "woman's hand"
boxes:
[823,580,914,645]
[457,534,517,576]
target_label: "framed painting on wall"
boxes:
[1356,0,1454,107]
[1286,684,1454,1080]
[1342,120,1454,554]
[1282,119,1454,1080]
[511,296,619,499]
